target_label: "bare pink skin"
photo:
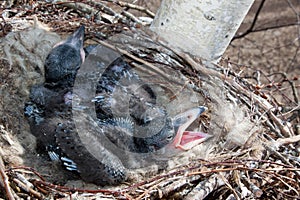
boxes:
[171,107,211,151]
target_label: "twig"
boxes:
[228,79,293,137]
[265,71,299,105]
[0,154,15,200]
[185,174,225,200]
[8,166,46,181]
[180,54,293,138]
[89,1,121,16]
[53,0,126,25]
[233,0,266,40]
[286,0,300,38]
[241,174,263,198]
[121,10,145,25]
[220,172,240,200]
[12,178,43,199]
[112,0,155,17]
[159,175,197,197]
[275,134,300,147]
[32,179,126,196]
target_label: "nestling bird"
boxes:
[25,26,211,186]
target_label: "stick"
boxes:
[0,154,15,200]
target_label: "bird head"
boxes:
[44,26,85,87]
[102,106,211,153]
[143,106,211,152]
[170,106,211,150]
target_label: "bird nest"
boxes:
[0,1,299,199]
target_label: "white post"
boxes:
[150,0,254,63]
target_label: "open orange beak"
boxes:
[171,106,211,150]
